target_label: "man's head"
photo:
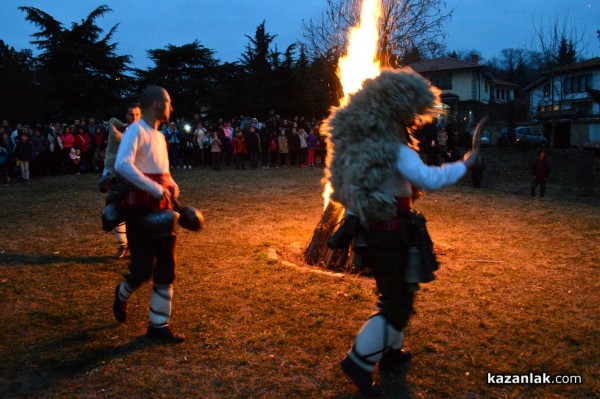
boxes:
[127,103,142,124]
[538,150,545,160]
[140,86,172,123]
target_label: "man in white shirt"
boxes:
[112,86,184,343]
[325,69,479,397]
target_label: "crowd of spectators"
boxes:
[0,113,474,185]
[0,113,330,184]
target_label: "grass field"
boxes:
[0,150,598,398]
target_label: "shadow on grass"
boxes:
[0,252,114,267]
[0,323,159,398]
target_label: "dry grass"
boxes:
[0,149,598,399]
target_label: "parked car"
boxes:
[467,129,491,147]
[514,126,547,149]
[497,126,548,149]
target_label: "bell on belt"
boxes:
[102,203,124,232]
[143,209,179,240]
[405,246,422,292]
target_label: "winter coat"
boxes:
[16,139,35,162]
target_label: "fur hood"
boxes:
[324,68,440,222]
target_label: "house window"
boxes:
[430,73,452,90]
[564,75,590,94]
[543,83,551,97]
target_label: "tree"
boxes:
[0,40,40,123]
[19,5,131,119]
[238,21,279,116]
[136,40,219,118]
[528,15,586,148]
[302,0,452,67]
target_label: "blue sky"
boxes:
[1,0,598,68]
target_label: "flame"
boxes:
[323,0,382,210]
[337,0,382,106]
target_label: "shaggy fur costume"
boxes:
[104,118,128,178]
[324,68,441,222]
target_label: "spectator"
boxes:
[74,126,92,173]
[260,125,272,169]
[30,126,50,177]
[180,125,195,169]
[194,121,207,166]
[92,127,106,172]
[288,128,301,167]
[211,131,222,171]
[0,132,10,184]
[47,124,63,175]
[306,127,319,167]
[268,130,278,168]
[232,129,248,170]
[437,126,448,161]
[298,127,308,167]
[246,125,261,170]
[164,121,181,168]
[15,130,35,182]
[68,148,81,174]
[61,126,75,173]
[278,129,289,167]
[531,150,550,198]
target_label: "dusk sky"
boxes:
[1,0,598,69]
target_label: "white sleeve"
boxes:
[396,144,467,191]
[115,127,164,199]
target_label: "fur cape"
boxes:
[324,68,440,222]
[104,118,128,177]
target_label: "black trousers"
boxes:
[361,230,415,331]
[531,178,546,197]
[124,207,176,287]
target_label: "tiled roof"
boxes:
[409,57,482,73]
[550,57,600,73]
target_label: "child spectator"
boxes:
[68,148,81,174]
[15,130,35,181]
[278,129,289,167]
[232,129,248,170]
[306,127,318,167]
[211,131,222,171]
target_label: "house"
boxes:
[409,56,518,130]
[524,57,600,148]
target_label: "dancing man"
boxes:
[112,86,184,343]
[99,103,142,259]
[325,69,480,396]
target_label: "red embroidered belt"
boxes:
[124,173,173,210]
[370,197,411,232]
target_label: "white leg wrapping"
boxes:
[114,222,127,245]
[348,314,404,372]
[118,281,134,302]
[149,284,173,329]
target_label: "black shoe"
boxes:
[115,244,128,259]
[112,284,127,323]
[340,356,381,397]
[378,349,411,371]
[146,326,185,343]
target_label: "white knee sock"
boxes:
[117,280,134,302]
[348,314,404,372]
[149,284,173,329]
[114,222,127,245]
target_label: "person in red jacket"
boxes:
[61,126,75,172]
[531,150,550,198]
[232,129,248,170]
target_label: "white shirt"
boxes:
[115,119,177,199]
[390,143,467,195]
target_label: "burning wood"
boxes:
[305,0,383,271]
